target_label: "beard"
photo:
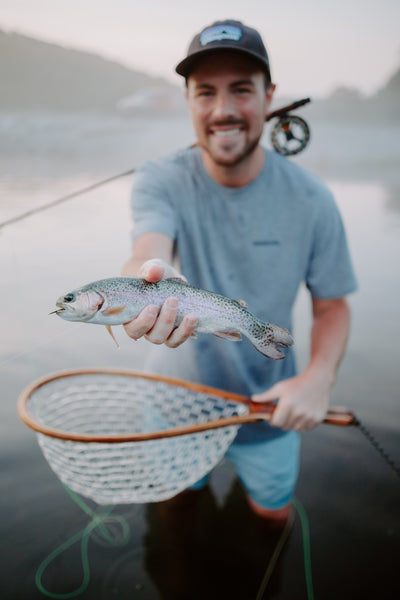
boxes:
[204,135,261,167]
[198,119,263,168]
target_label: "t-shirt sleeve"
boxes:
[305,190,358,299]
[130,161,177,243]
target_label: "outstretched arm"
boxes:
[252,297,351,431]
[122,232,198,346]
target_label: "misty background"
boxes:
[0,27,399,188]
[0,14,399,600]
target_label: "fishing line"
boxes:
[354,416,400,479]
[35,485,130,600]
[255,512,293,600]
[0,167,135,230]
[37,484,310,600]
[254,422,400,600]
[255,496,314,600]
[293,497,314,600]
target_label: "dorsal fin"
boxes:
[235,299,248,309]
[165,277,190,285]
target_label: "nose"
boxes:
[212,90,236,120]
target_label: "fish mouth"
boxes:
[50,299,68,315]
[49,308,65,315]
[50,291,106,321]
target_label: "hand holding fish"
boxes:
[53,262,293,358]
[123,259,198,348]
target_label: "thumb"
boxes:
[252,383,281,404]
[139,260,163,282]
[140,259,187,283]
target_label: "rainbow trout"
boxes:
[53,277,293,359]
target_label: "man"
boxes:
[122,20,357,525]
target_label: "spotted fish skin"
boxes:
[54,277,293,359]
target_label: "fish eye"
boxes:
[64,293,75,303]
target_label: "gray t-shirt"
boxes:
[130,146,357,442]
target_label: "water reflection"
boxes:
[0,147,399,599]
[144,483,288,600]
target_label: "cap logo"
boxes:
[200,25,242,47]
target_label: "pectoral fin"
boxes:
[103,304,126,316]
[106,325,120,348]
[212,330,242,342]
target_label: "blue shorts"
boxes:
[191,430,301,510]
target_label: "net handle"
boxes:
[17,367,356,443]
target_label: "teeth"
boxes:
[213,129,241,137]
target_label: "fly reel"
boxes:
[267,97,311,156]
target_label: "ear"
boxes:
[266,82,276,103]
[264,83,276,117]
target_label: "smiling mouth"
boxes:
[212,128,242,138]
[213,128,241,136]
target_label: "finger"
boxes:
[252,384,281,404]
[296,415,324,432]
[278,410,320,432]
[123,305,159,339]
[145,297,179,344]
[269,401,292,430]
[290,416,308,432]
[165,314,198,348]
[139,261,165,282]
[139,259,187,282]
[274,405,309,431]
[293,405,328,431]
[292,418,316,432]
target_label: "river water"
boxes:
[0,113,399,599]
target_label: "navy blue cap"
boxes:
[175,20,271,81]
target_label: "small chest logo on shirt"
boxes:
[253,240,281,246]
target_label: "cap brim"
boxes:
[175,46,271,80]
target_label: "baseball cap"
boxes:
[175,19,271,81]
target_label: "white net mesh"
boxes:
[26,373,248,504]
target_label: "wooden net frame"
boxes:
[18,368,355,505]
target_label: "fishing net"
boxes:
[18,368,249,504]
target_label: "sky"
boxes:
[1,0,399,98]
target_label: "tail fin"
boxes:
[248,321,293,360]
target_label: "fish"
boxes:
[53,277,293,359]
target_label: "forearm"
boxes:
[306,297,351,388]
[122,255,147,277]
[122,232,174,277]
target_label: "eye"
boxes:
[63,293,75,303]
